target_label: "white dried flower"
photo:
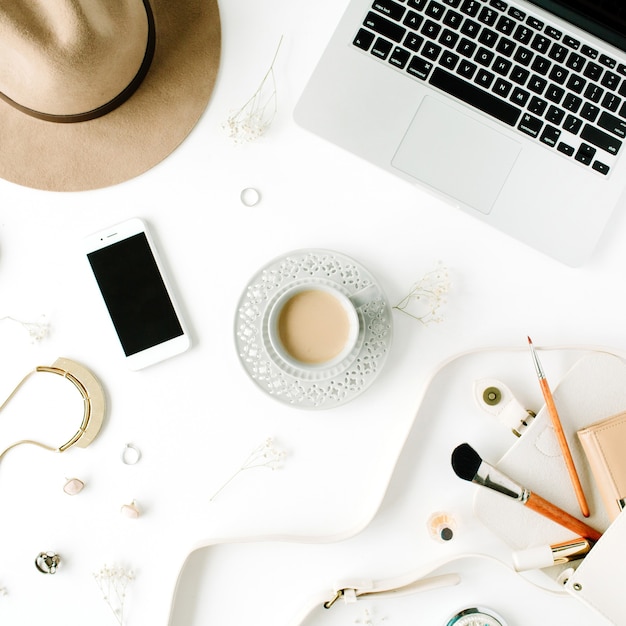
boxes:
[222,37,282,143]
[93,565,135,625]
[393,263,451,325]
[0,315,50,342]
[0,585,7,597]
[210,437,286,501]
[356,607,387,625]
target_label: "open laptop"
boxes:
[294,0,626,265]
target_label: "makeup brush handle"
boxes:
[527,492,602,542]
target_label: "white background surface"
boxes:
[1,0,626,625]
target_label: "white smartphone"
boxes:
[84,218,190,370]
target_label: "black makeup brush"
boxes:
[451,443,601,542]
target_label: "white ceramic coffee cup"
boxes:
[268,283,363,371]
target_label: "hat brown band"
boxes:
[0,0,156,124]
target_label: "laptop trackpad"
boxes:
[392,96,521,214]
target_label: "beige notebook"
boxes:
[578,411,626,522]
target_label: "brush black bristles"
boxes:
[451,443,482,481]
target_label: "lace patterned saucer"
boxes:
[234,249,393,409]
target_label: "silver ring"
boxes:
[240,187,261,207]
[121,443,141,465]
[35,552,61,574]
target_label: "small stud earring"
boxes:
[63,477,85,495]
[120,500,141,519]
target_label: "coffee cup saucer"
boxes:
[234,249,393,409]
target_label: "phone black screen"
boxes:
[87,233,184,356]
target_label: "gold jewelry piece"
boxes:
[35,551,61,574]
[0,357,105,461]
[120,500,141,518]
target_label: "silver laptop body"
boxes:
[295,0,626,265]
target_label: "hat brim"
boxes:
[0,0,221,192]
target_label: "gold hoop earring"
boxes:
[0,357,105,461]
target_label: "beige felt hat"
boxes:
[0,0,221,191]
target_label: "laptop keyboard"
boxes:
[353,0,626,175]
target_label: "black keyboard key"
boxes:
[601,71,620,91]
[443,9,463,29]
[476,68,495,88]
[566,74,585,94]
[404,32,425,52]
[508,7,525,21]
[518,112,543,137]
[496,37,516,57]
[528,95,548,115]
[365,12,407,42]
[584,62,603,81]
[457,38,477,57]
[563,114,582,134]
[584,83,604,103]
[440,28,460,48]
[390,46,411,68]
[404,11,425,30]
[442,0,461,5]
[540,125,561,147]
[546,104,565,124]
[575,143,596,165]
[372,37,394,59]
[531,56,551,75]
[460,19,480,38]
[493,56,513,75]
[563,93,582,113]
[597,111,626,138]
[510,86,530,106]
[407,56,434,79]
[429,66,522,125]
[475,47,495,67]
[531,35,551,54]
[460,0,480,17]
[528,75,547,94]
[478,6,498,25]
[548,43,567,62]
[545,84,565,104]
[593,160,610,175]
[354,29,375,51]
[478,28,499,48]
[513,25,533,44]
[581,44,598,59]
[599,54,617,69]
[422,19,442,38]
[496,16,516,35]
[566,53,585,72]
[557,142,574,156]
[457,59,477,78]
[511,66,530,85]
[563,35,580,49]
[545,26,562,40]
[581,102,600,122]
[422,40,442,60]
[602,92,621,113]
[581,124,622,154]
[425,1,446,19]
[549,65,568,84]
[373,0,407,21]
[513,47,533,66]
[527,17,544,31]
[408,0,428,8]
[493,77,513,97]
[441,50,460,69]
[490,0,507,10]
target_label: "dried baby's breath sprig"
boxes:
[222,36,283,143]
[356,607,388,625]
[0,585,7,597]
[393,263,451,325]
[93,565,134,626]
[0,315,49,343]
[210,437,286,501]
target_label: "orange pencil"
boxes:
[528,337,590,517]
